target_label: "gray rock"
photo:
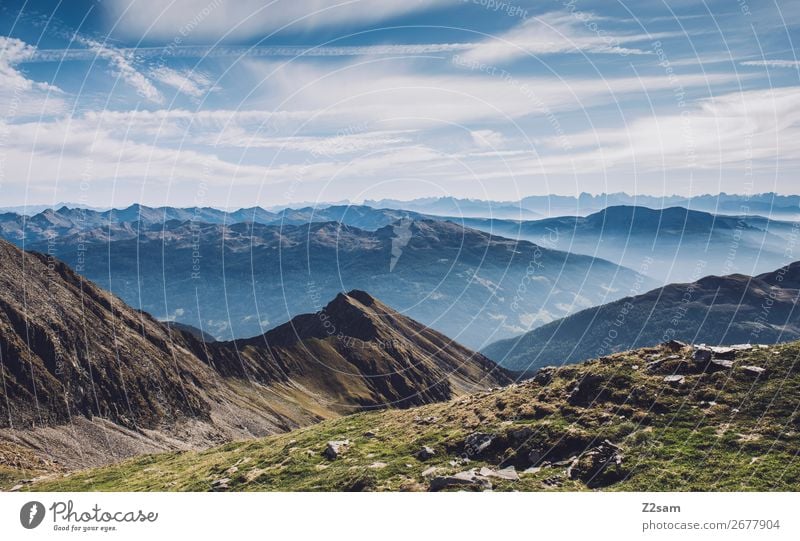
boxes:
[421,466,438,477]
[464,432,496,457]
[569,440,625,487]
[534,366,557,385]
[429,469,492,491]
[416,446,437,461]
[323,439,350,460]
[742,365,767,377]
[479,466,520,481]
[693,346,713,363]
[710,359,734,369]
[710,346,736,360]
[211,478,231,491]
[647,355,684,372]
[663,339,688,352]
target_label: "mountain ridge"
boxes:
[0,238,508,473]
[482,261,800,371]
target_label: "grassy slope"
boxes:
[27,341,800,492]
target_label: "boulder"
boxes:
[479,466,519,481]
[533,366,557,385]
[429,469,492,491]
[416,446,437,461]
[663,339,688,352]
[710,359,734,370]
[421,466,438,477]
[647,355,686,373]
[692,346,713,363]
[323,439,350,460]
[710,346,736,360]
[464,432,496,457]
[211,478,230,491]
[741,365,767,377]
[569,440,625,488]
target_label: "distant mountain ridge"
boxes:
[482,262,800,371]
[22,218,651,349]
[457,205,794,283]
[0,204,431,245]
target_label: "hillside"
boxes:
[482,263,800,371]
[197,290,512,409]
[25,219,650,349]
[24,340,800,491]
[0,237,507,480]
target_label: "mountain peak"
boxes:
[340,289,377,307]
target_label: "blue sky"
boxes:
[0,0,799,208]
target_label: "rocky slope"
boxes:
[0,238,507,478]
[25,340,799,491]
[199,290,512,410]
[482,262,800,371]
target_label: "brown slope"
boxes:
[194,290,513,412]
[0,238,509,471]
[0,238,215,430]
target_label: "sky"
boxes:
[0,0,799,208]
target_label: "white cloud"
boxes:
[530,86,800,174]
[206,128,416,156]
[77,37,164,104]
[460,11,657,64]
[740,60,800,69]
[246,57,738,131]
[106,0,456,42]
[150,67,216,97]
[471,129,505,149]
[0,116,271,189]
[0,36,66,117]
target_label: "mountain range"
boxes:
[458,206,794,284]
[0,204,429,245]
[17,218,649,349]
[483,262,800,371]
[0,236,508,472]
[368,192,800,219]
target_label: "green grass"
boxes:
[25,342,800,492]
